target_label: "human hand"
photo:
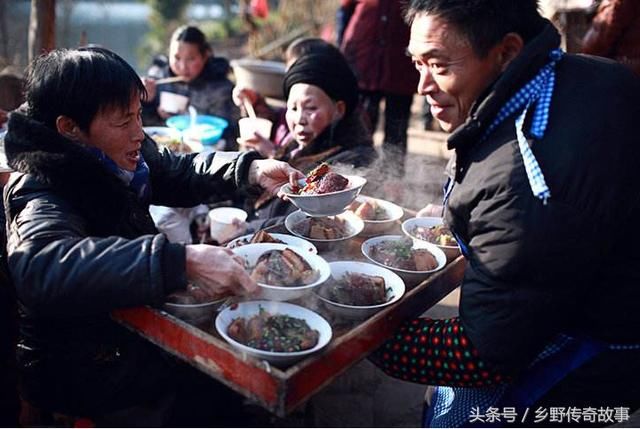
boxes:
[237,133,276,158]
[416,203,444,218]
[185,244,257,296]
[248,159,304,196]
[232,86,259,107]
[142,77,157,102]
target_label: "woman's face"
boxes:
[75,95,144,172]
[169,41,207,82]
[285,83,344,146]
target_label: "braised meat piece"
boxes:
[314,172,349,194]
[227,307,320,352]
[249,249,318,286]
[297,163,350,195]
[325,272,389,306]
[293,216,349,239]
[353,200,389,221]
[250,230,284,244]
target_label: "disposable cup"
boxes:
[238,117,273,139]
[208,207,248,243]
[159,92,189,114]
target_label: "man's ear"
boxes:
[334,101,346,121]
[498,32,524,71]
[56,116,80,140]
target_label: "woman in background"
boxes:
[142,25,239,144]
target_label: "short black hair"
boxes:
[171,25,211,56]
[25,47,145,131]
[405,0,545,57]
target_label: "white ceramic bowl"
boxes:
[402,217,461,261]
[232,243,331,301]
[361,235,447,286]
[215,300,332,366]
[284,210,364,252]
[208,207,248,244]
[230,59,287,99]
[279,175,367,217]
[316,261,405,319]
[163,296,229,326]
[348,195,404,237]
[226,232,318,254]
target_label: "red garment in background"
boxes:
[250,0,269,18]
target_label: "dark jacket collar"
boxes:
[4,112,132,228]
[448,22,562,152]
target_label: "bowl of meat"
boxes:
[163,285,230,326]
[316,261,405,319]
[361,235,447,286]
[216,300,332,366]
[284,209,364,252]
[226,230,318,254]
[279,163,367,217]
[402,217,461,262]
[348,195,404,237]
[233,243,331,301]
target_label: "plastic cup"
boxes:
[159,92,189,114]
[208,207,248,244]
[238,117,273,140]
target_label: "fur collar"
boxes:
[5,112,132,229]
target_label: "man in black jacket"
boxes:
[3,46,301,425]
[375,0,640,425]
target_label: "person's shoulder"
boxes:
[559,53,640,93]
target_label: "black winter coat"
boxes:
[446,23,640,375]
[2,111,259,413]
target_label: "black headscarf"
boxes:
[283,51,359,116]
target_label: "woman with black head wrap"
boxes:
[239,50,377,229]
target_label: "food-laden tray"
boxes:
[112,211,465,417]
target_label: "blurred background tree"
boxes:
[136,0,191,66]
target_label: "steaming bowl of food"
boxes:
[361,235,446,286]
[227,231,317,254]
[402,217,461,261]
[215,300,332,365]
[280,173,367,217]
[348,195,404,237]
[316,261,405,319]
[233,243,330,301]
[284,210,364,252]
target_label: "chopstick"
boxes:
[153,76,186,85]
[243,98,257,119]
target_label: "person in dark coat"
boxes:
[339,0,418,176]
[581,0,640,76]
[2,46,300,424]
[240,51,377,229]
[371,0,640,426]
[142,25,240,146]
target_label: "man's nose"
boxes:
[417,68,437,96]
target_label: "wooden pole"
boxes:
[28,0,56,63]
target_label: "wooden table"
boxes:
[113,221,465,418]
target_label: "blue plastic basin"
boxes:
[166,114,229,145]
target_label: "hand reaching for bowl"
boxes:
[185,244,257,296]
[249,159,304,197]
